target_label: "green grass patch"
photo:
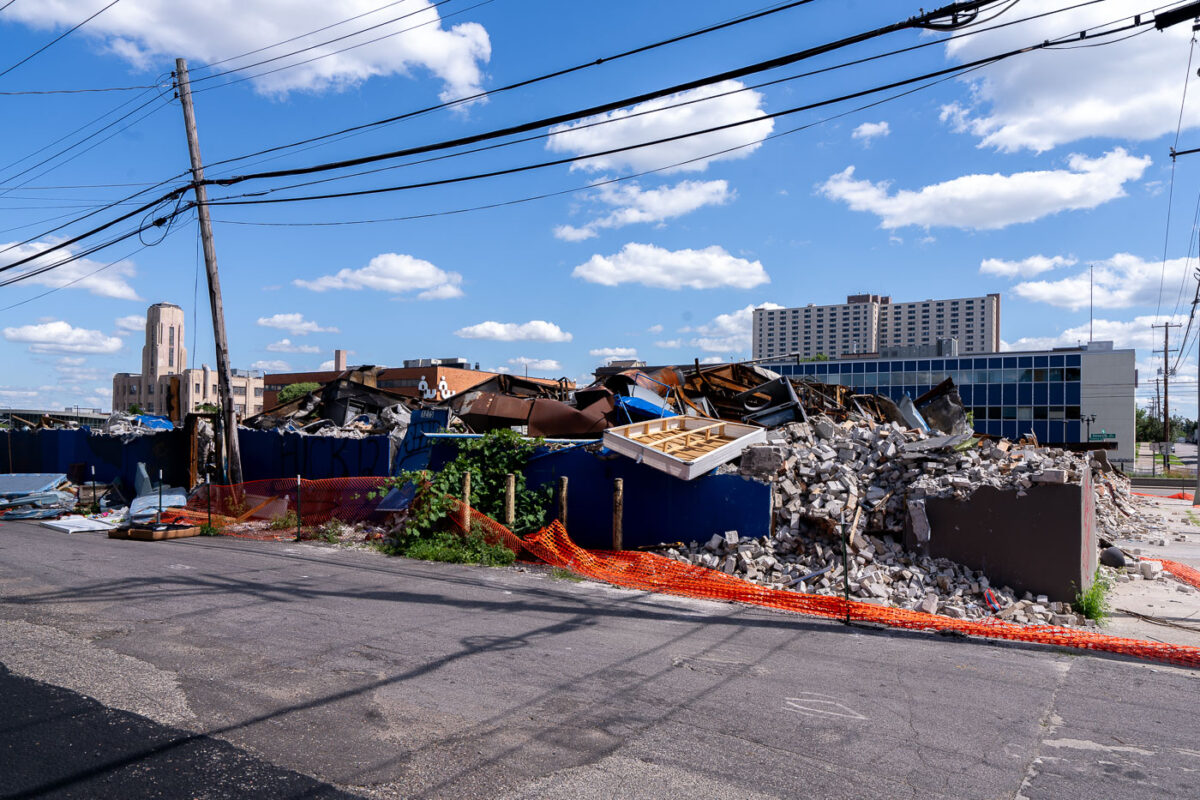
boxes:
[1073,569,1112,622]
[550,567,583,582]
[198,522,221,537]
[377,530,515,567]
[1186,511,1200,527]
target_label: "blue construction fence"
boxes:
[0,409,449,490]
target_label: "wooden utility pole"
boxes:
[1152,322,1181,472]
[175,58,243,486]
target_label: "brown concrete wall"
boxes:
[905,469,1096,602]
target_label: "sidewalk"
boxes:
[1107,493,1200,648]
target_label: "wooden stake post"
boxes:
[612,478,624,550]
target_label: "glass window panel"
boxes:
[1048,367,1064,382]
[1017,407,1033,420]
[1034,368,1047,382]
[1034,406,1048,420]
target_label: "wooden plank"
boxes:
[644,422,724,451]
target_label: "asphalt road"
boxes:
[1,521,1198,799]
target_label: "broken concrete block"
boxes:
[740,445,787,479]
[1140,560,1163,580]
[1033,469,1068,484]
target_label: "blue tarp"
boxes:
[132,415,174,431]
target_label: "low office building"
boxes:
[758,341,1136,461]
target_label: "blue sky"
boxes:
[2,0,1199,415]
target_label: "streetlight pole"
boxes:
[1084,414,1096,441]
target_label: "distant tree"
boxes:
[126,403,145,415]
[277,382,320,404]
[799,353,831,362]
[196,403,220,414]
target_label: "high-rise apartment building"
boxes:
[751,293,1000,360]
[112,303,265,421]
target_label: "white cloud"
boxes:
[0,240,140,300]
[572,242,768,290]
[55,357,103,383]
[647,324,663,334]
[682,302,783,353]
[266,338,321,354]
[250,359,290,372]
[6,1,491,100]
[293,252,463,299]
[589,347,637,359]
[0,387,39,400]
[454,320,572,342]
[851,121,890,144]
[507,357,562,372]
[115,315,144,334]
[941,1,1200,152]
[553,179,733,241]
[1002,314,1188,352]
[699,356,724,364]
[1013,253,1193,311]
[980,254,1077,278]
[654,339,683,348]
[546,80,774,173]
[256,313,338,336]
[3,321,123,354]
[820,148,1150,230]
[318,359,335,370]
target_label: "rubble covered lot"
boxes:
[655,403,1191,629]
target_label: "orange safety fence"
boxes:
[517,520,1200,669]
[164,477,389,540]
[1132,491,1195,501]
[165,481,1200,669]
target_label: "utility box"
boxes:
[905,465,1097,602]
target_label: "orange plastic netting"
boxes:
[168,481,1200,669]
[164,477,389,540]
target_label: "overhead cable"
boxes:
[0,0,122,80]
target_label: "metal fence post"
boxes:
[295,474,302,541]
[840,508,851,625]
[206,472,212,528]
[157,469,163,525]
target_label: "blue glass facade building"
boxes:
[764,351,1089,445]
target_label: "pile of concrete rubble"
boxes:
[660,411,1156,627]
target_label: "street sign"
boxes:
[1088,433,1116,441]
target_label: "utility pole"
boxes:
[1152,322,1181,472]
[175,58,243,486]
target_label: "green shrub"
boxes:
[268,509,299,530]
[371,428,551,539]
[1073,569,1111,622]
[277,382,321,404]
[198,523,220,537]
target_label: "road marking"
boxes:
[783,693,866,720]
[166,564,194,570]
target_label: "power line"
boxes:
[199,0,978,173]
[207,19,1147,209]
[200,0,418,71]
[1157,34,1197,321]
[211,63,985,229]
[0,0,1163,281]
[0,0,122,81]
[197,0,1103,185]
[0,84,159,95]
[0,1,18,13]
[192,0,459,85]
[204,0,1015,191]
